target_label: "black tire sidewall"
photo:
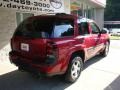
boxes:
[101,42,109,57]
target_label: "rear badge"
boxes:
[21,43,29,52]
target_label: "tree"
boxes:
[104,0,120,21]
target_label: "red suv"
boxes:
[9,14,110,83]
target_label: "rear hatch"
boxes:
[11,16,74,63]
[11,17,55,61]
[11,37,47,61]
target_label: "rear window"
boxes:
[14,17,74,38]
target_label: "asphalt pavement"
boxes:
[0,40,120,90]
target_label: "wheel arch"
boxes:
[107,38,110,44]
[61,49,86,74]
[70,50,85,63]
[64,50,85,83]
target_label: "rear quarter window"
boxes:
[52,21,74,37]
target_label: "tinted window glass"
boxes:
[90,23,100,34]
[52,23,74,37]
[14,18,74,38]
[78,22,89,35]
[14,18,54,38]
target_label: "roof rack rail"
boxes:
[55,13,67,16]
[46,13,56,15]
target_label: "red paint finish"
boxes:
[9,14,110,76]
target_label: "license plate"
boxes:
[21,43,29,52]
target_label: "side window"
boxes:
[53,20,74,37]
[78,22,89,35]
[90,23,100,34]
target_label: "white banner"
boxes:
[0,0,64,13]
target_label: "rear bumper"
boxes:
[9,51,63,76]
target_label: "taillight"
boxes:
[46,41,58,64]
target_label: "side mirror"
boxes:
[100,28,108,34]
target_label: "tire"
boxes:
[100,42,109,57]
[18,66,25,72]
[64,55,83,83]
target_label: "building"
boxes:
[70,0,106,29]
[0,0,106,51]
